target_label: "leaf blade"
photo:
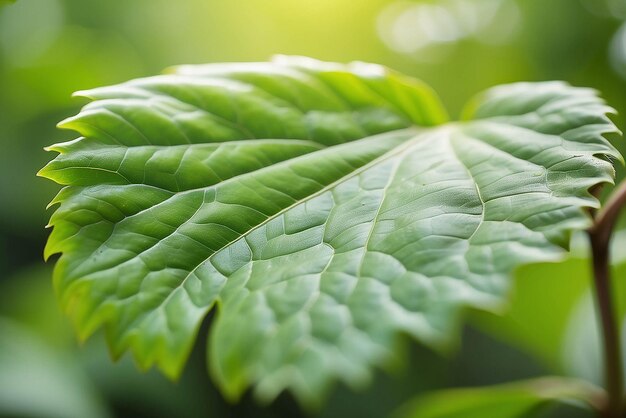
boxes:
[40,57,622,405]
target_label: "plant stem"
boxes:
[589,232,623,417]
[593,180,626,246]
[588,180,626,418]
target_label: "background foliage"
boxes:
[1,0,625,417]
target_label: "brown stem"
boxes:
[593,180,626,246]
[589,231,623,417]
[588,180,626,418]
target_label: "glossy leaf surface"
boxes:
[40,57,621,405]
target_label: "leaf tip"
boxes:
[71,89,94,100]
[37,164,56,183]
[56,116,79,131]
[42,243,58,262]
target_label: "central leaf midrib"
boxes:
[140,126,441,314]
[66,127,422,281]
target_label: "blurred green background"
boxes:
[1,0,625,417]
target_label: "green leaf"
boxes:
[39,56,622,405]
[392,378,602,418]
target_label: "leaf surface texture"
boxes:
[40,56,621,404]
